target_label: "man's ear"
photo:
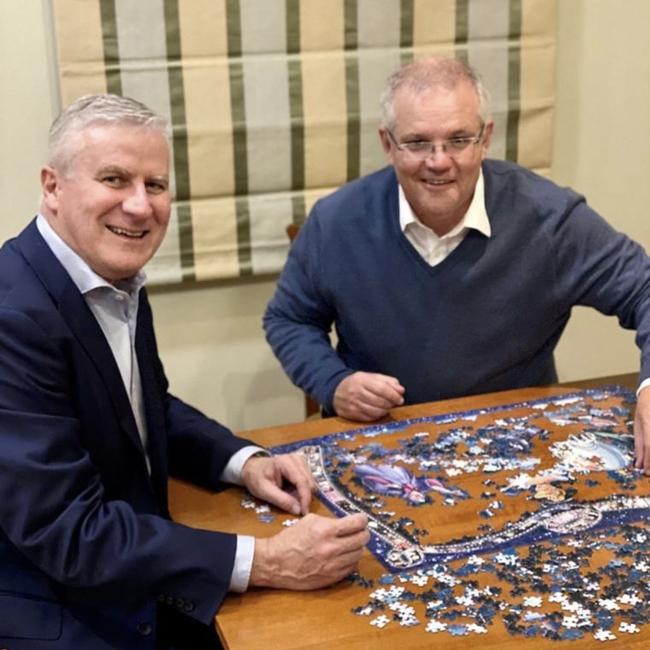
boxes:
[480,120,495,159]
[41,166,60,215]
[378,128,392,158]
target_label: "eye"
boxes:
[100,174,127,187]
[403,141,432,153]
[146,180,169,195]
[447,137,474,151]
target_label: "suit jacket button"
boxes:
[165,595,174,605]
[175,597,185,609]
[183,601,195,613]
[137,622,153,636]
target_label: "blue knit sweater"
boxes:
[264,160,650,415]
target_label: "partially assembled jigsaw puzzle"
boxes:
[242,387,650,642]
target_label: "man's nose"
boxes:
[122,184,153,216]
[423,146,453,168]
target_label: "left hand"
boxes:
[241,452,317,515]
[634,386,650,475]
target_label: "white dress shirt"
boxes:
[36,214,258,592]
[399,170,491,265]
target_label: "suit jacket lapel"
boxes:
[16,221,147,458]
[135,292,169,509]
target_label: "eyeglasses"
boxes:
[386,123,485,159]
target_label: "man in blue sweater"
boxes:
[263,56,650,475]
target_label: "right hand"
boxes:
[333,371,405,421]
[249,513,369,590]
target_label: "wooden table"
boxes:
[169,374,648,649]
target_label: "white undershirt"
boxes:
[399,170,491,265]
[36,214,257,592]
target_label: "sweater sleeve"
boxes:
[263,203,354,413]
[550,193,650,382]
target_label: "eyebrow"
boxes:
[401,128,477,141]
[95,165,130,177]
[95,165,169,183]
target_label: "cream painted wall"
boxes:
[552,0,650,381]
[1,0,648,433]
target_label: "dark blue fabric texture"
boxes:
[0,221,253,649]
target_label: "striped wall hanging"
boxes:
[51,0,557,285]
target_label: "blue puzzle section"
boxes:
[273,387,649,573]
[267,387,650,642]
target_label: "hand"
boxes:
[333,371,405,421]
[249,513,370,590]
[241,453,316,516]
[634,386,650,475]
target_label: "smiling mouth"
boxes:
[107,225,147,239]
[423,179,453,186]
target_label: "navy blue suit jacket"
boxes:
[0,221,254,648]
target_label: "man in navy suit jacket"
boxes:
[0,95,369,649]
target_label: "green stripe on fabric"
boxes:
[99,0,122,94]
[235,196,252,274]
[286,0,300,54]
[286,0,305,224]
[345,0,360,181]
[505,0,522,162]
[165,0,195,281]
[226,0,252,275]
[291,195,306,228]
[227,0,242,57]
[229,61,249,197]
[400,0,414,64]
[454,0,469,62]
[344,0,357,50]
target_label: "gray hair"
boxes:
[379,57,491,131]
[47,94,168,171]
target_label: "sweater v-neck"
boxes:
[388,191,489,278]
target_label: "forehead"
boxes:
[67,124,170,173]
[391,80,481,135]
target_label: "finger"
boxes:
[261,482,302,515]
[333,529,371,555]
[324,552,364,578]
[356,402,391,421]
[360,387,400,409]
[376,375,406,396]
[353,388,395,413]
[349,406,388,422]
[328,552,363,576]
[290,475,314,515]
[336,399,387,422]
[634,432,643,469]
[276,457,316,511]
[334,513,368,536]
[359,380,404,410]
[370,375,406,400]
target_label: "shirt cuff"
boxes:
[637,377,650,396]
[228,535,255,592]
[220,445,269,486]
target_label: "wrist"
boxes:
[249,537,277,588]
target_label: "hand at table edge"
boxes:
[249,512,370,590]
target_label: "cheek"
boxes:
[394,160,421,185]
[153,200,172,226]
